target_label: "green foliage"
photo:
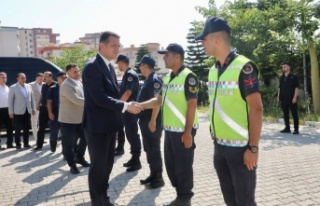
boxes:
[50,45,96,71]
[134,45,151,79]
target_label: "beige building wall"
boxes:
[19,29,35,57]
[0,27,20,56]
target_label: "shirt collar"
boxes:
[98,53,111,68]
[170,65,185,79]
[215,50,237,69]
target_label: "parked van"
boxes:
[0,57,63,86]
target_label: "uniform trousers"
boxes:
[164,129,196,198]
[14,109,31,147]
[139,118,163,173]
[36,106,49,148]
[122,112,141,156]
[214,141,257,206]
[85,130,116,206]
[0,107,13,146]
[117,120,125,144]
[49,107,60,141]
[281,101,299,131]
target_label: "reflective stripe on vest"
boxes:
[208,55,253,147]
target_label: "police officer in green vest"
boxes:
[139,43,199,206]
[196,17,263,206]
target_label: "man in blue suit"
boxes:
[82,31,142,206]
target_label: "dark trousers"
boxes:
[0,107,13,145]
[122,112,141,156]
[164,129,196,198]
[85,130,116,206]
[116,120,125,144]
[139,118,163,173]
[61,123,87,167]
[49,107,60,141]
[14,110,31,147]
[214,142,257,206]
[36,106,49,148]
[281,102,299,131]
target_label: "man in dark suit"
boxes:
[82,31,142,206]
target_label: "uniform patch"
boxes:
[244,77,257,86]
[189,86,197,93]
[127,76,133,81]
[188,77,196,86]
[154,82,160,89]
[242,64,253,74]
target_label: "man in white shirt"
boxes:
[0,72,14,150]
[28,73,44,142]
[8,73,36,150]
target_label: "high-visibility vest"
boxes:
[208,55,255,147]
[162,68,199,132]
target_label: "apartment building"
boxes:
[0,26,20,56]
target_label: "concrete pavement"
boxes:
[0,114,319,206]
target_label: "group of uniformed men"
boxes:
[0,16,268,206]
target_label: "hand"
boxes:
[126,102,143,114]
[32,110,36,116]
[148,120,156,132]
[292,97,297,104]
[9,114,14,119]
[48,112,55,120]
[181,132,193,149]
[243,149,259,171]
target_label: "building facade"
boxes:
[0,26,20,56]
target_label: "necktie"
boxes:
[108,63,118,87]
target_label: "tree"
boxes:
[185,22,209,81]
[134,45,150,80]
[50,45,96,71]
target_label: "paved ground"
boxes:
[0,114,320,206]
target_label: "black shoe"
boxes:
[114,148,124,156]
[149,173,165,189]
[126,162,142,172]
[75,158,90,167]
[16,145,22,150]
[163,197,191,206]
[0,146,6,151]
[280,128,291,133]
[33,147,42,151]
[50,140,57,153]
[123,157,134,167]
[140,173,154,185]
[70,165,80,174]
[24,144,31,149]
[6,144,15,149]
[293,130,299,134]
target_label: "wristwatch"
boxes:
[247,145,259,153]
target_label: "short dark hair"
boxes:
[44,71,52,77]
[99,31,120,44]
[66,64,78,72]
[36,72,43,78]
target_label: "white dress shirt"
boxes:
[0,84,9,108]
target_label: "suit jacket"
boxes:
[28,81,43,106]
[58,77,84,124]
[8,83,35,115]
[82,54,124,134]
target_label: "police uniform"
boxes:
[120,67,141,170]
[35,81,57,150]
[208,51,260,206]
[47,83,60,152]
[162,65,199,201]
[279,72,299,133]
[137,72,163,186]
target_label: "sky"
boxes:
[0,0,225,50]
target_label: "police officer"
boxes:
[136,55,164,189]
[140,44,199,206]
[277,62,299,134]
[116,54,142,172]
[47,71,66,153]
[197,17,263,206]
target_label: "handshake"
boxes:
[126,101,144,114]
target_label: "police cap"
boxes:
[135,55,156,69]
[158,43,185,58]
[195,17,231,41]
[116,54,129,64]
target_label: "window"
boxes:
[30,39,32,42]
[30,51,33,54]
